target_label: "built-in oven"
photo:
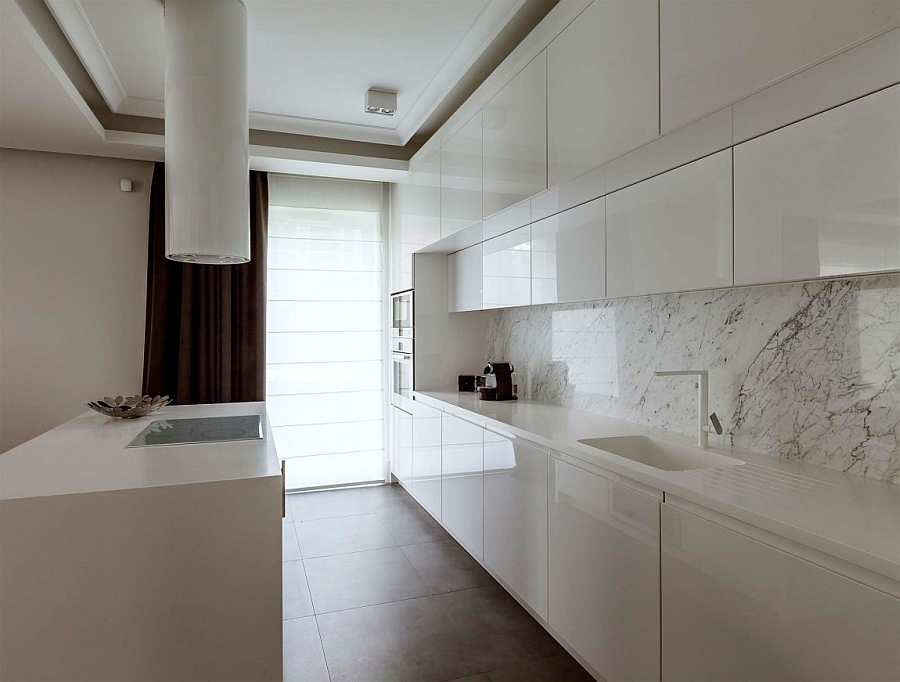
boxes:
[391,351,413,403]
[390,291,414,405]
[391,290,413,339]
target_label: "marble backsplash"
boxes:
[485,273,900,483]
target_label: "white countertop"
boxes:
[0,402,281,501]
[415,391,900,584]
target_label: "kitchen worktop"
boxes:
[0,401,280,501]
[415,391,900,585]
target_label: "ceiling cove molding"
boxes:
[44,0,126,113]
[408,0,591,173]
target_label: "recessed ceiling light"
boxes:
[366,89,397,116]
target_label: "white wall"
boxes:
[0,149,153,452]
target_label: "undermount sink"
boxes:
[577,435,743,471]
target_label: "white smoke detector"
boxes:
[365,89,397,116]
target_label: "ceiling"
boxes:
[0,0,558,178]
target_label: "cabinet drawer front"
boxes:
[606,149,734,298]
[734,86,900,285]
[549,460,660,682]
[662,504,900,682]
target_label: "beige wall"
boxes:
[0,149,153,452]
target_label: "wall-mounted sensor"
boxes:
[365,89,397,116]
[120,179,133,192]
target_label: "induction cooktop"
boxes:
[126,415,262,448]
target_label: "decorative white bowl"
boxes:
[86,394,171,419]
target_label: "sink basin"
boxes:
[577,435,743,471]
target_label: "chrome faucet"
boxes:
[653,370,723,449]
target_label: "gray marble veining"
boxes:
[486,274,900,483]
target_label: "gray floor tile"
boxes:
[283,498,294,523]
[288,487,375,522]
[283,560,314,620]
[487,655,597,682]
[295,512,396,558]
[317,595,507,682]
[283,616,329,682]
[447,676,493,682]
[283,523,302,561]
[376,503,452,546]
[402,541,495,594]
[304,546,430,614]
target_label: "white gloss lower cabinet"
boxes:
[449,243,483,312]
[606,149,733,298]
[391,405,413,485]
[483,430,549,620]
[661,503,900,682]
[440,413,484,558]
[734,86,900,285]
[483,225,531,309]
[531,197,606,305]
[411,400,442,519]
[549,460,660,682]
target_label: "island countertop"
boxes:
[0,401,281,501]
[414,390,900,586]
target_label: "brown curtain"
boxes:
[141,162,268,404]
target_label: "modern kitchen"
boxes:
[0,1,899,681]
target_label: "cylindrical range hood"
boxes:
[164,0,250,264]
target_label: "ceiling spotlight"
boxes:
[366,89,397,116]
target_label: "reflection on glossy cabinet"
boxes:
[606,149,733,298]
[531,197,605,305]
[483,53,548,218]
[549,460,660,682]
[441,413,484,559]
[661,503,900,682]
[449,243,483,313]
[411,400,442,519]
[442,111,483,239]
[734,86,900,285]
[483,430,548,620]
[391,406,413,485]
[660,0,900,133]
[547,0,658,186]
[483,225,531,309]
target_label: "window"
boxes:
[266,176,386,490]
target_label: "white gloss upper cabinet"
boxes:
[483,225,531,309]
[390,182,413,294]
[411,400,442,519]
[483,430,549,620]
[549,460,660,682]
[440,413,484,559]
[398,150,442,292]
[606,149,733,298]
[660,0,900,133]
[449,243,483,313]
[441,111,483,239]
[483,53,548,218]
[547,0,659,187]
[661,503,900,682]
[391,405,413,485]
[531,197,606,305]
[734,86,900,285]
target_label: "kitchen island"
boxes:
[0,401,283,682]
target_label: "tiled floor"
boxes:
[282,484,595,682]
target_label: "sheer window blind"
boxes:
[267,175,386,490]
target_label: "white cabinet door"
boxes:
[531,197,605,305]
[398,150,442,292]
[734,86,900,285]
[549,460,660,682]
[391,406,413,485]
[441,413,484,559]
[606,149,733,298]
[390,182,413,294]
[661,503,900,682]
[547,0,659,186]
[441,111,483,238]
[483,430,549,620]
[483,53,547,218]
[449,243,483,312]
[660,0,900,133]
[411,400,442,519]
[483,225,531,309]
